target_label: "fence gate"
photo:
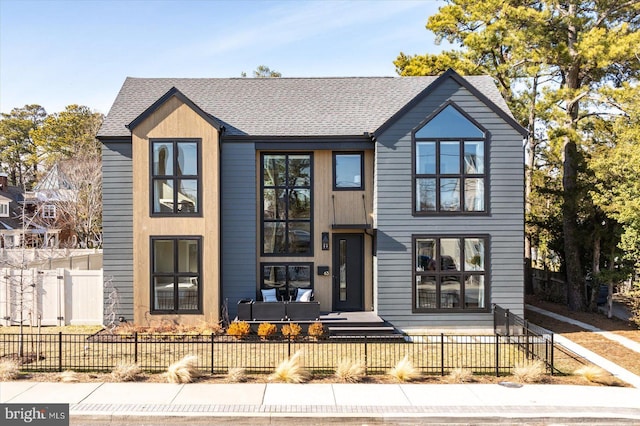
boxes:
[40,269,64,326]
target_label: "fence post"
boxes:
[495,333,499,377]
[134,332,138,364]
[440,333,445,376]
[210,333,214,374]
[524,320,531,359]
[505,309,510,337]
[287,335,291,357]
[550,334,554,376]
[364,335,368,374]
[58,332,62,372]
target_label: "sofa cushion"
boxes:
[296,288,313,302]
[261,288,278,302]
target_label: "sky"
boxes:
[0,0,447,116]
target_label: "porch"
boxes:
[237,310,404,339]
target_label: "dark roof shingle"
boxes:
[98,75,513,138]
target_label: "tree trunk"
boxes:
[562,3,585,311]
[524,75,538,295]
[588,235,601,311]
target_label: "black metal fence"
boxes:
[493,304,555,374]
[0,330,553,376]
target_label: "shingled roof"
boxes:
[98,73,515,138]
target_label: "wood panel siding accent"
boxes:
[374,77,524,331]
[130,96,220,325]
[257,149,375,312]
[102,141,134,323]
[221,141,257,319]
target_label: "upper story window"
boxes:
[333,152,364,190]
[262,153,312,256]
[151,139,200,216]
[42,204,56,219]
[0,202,8,217]
[413,103,487,214]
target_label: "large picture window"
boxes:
[151,139,200,215]
[414,103,486,214]
[261,263,313,301]
[151,237,201,313]
[262,153,312,255]
[413,235,488,312]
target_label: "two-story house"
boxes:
[97,69,526,332]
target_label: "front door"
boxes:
[332,233,364,311]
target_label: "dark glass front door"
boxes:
[332,233,364,311]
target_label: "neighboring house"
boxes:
[97,69,526,331]
[0,172,61,249]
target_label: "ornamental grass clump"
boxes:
[281,323,302,340]
[334,359,366,383]
[226,367,247,383]
[227,321,251,339]
[575,365,621,386]
[0,359,20,381]
[388,355,420,382]
[257,322,277,340]
[512,360,546,383]
[269,351,310,383]
[447,367,474,383]
[58,370,80,383]
[111,362,142,382]
[166,355,200,384]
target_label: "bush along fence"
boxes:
[0,331,554,377]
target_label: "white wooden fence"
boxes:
[0,268,103,326]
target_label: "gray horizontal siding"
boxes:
[101,141,134,323]
[375,78,524,330]
[221,141,257,319]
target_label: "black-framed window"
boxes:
[413,103,486,214]
[333,152,364,190]
[413,235,488,312]
[151,139,201,215]
[151,236,201,313]
[261,153,312,255]
[260,262,313,301]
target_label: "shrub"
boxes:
[388,355,420,382]
[111,363,142,382]
[269,351,309,383]
[282,323,302,340]
[227,321,251,339]
[227,367,247,383]
[447,367,474,383]
[308,322,325,340]
[512,360,546,383]
[0,359,20,381]
[334,359,366,383]
[257,322,277,340]
[166,355,200,383]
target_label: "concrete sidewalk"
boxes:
[2,381,640,423]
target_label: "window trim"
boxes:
[260,262,314,301]
[412,101,490,216]
[149,138,202,217]
[411,234,490,313]
[150,236,203,314]
[0,202,8,217]
[42,204,56,219]
[333,151,364,191]
[260,152,314,257]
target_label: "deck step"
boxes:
[328,326,400,336]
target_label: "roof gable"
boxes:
[127,87,223,133]
[374,69,527,138]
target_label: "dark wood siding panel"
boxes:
[221,142,257,318]
[375,77,524,329]
[101,141,134,323]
